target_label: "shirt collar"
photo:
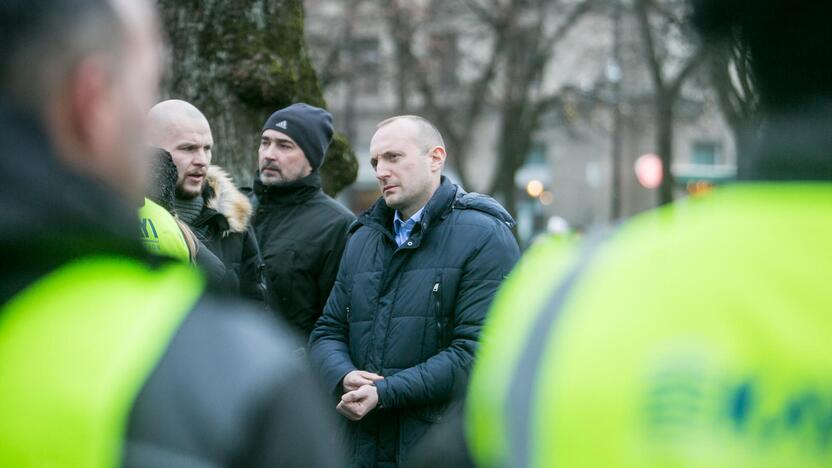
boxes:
[394,206,425,228]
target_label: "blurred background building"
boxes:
[303,0,745,247]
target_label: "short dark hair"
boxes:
[0,0,124,112]
[691,0,832,111]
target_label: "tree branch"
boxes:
[667,45,704,97]
[635,0,665,90]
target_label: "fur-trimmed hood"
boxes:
[203,165,252,234]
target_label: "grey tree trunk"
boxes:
[156,0,357,196]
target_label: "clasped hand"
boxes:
[337,370,383,421]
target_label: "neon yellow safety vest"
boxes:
[466,183,832,467]
[0,256,204,468]
[138,198,190,262]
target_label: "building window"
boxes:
[691,141,721,166]
[526,141,548,166]
[427,32,458,88]
[351,37,380,94]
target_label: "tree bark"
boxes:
[156,0,358,196]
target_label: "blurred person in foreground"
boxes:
[139,148,197,263]
[464,0,832,467]
[0,0,339,466]
[245,103,355,340]
[309,115,520,467]
[139,147,228,283]
[148,99,268,307]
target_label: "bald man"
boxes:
[0,0,338,466]
[149,99,267,306]
[309,115,520,466]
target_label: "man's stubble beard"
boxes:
[175,182,203,199]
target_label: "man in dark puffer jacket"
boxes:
[309,115,520,467]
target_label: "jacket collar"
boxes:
[356,176,458,245]
[195,165,252,234]
[739,99,832,181]
[253,171,322,206]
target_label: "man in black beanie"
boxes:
[247,103,356,340]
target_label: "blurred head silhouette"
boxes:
[0,0,163,203]
[692,0,832,112]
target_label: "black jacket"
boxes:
[188,166,267,307]
[309,177,520,467]
[247,172,355,338]
[0,106,340,467]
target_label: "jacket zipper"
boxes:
[433,278,443,346]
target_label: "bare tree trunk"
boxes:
[610,0,623,220]
[656,94,675,205]
[156,0,357,196]
[634,0,703,206]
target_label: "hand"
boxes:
[336,384,379,421]
[342,370,383,393]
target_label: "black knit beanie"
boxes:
[261,103,334,171]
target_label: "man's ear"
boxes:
[67,55,115,155]
[429,146,447,172]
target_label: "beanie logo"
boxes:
[275,120,288,130]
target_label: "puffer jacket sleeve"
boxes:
[374,220,520,408]
[238,225,268,310]
[308,245,357,397]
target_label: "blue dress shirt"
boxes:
[393,207,424,247]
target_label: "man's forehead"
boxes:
[370,125,420,155]
[168,116,210,137]
[171,127,212,146]
[261,129,297,144]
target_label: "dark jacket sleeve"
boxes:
[374,221,520,409]
[124,296,342,468]
[240,358,343,467]
[238,225,268,309]
[308,245,358,397]
[193,238,227,290]
[315,216,353,320]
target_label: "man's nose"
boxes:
[193,149,209,166]
[375,161,390,180]
[262,147,278,162]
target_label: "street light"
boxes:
[526,180,544,198]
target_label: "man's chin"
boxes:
[383,194,402,210]
[260,173,284,185]
[176,183,204,199]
